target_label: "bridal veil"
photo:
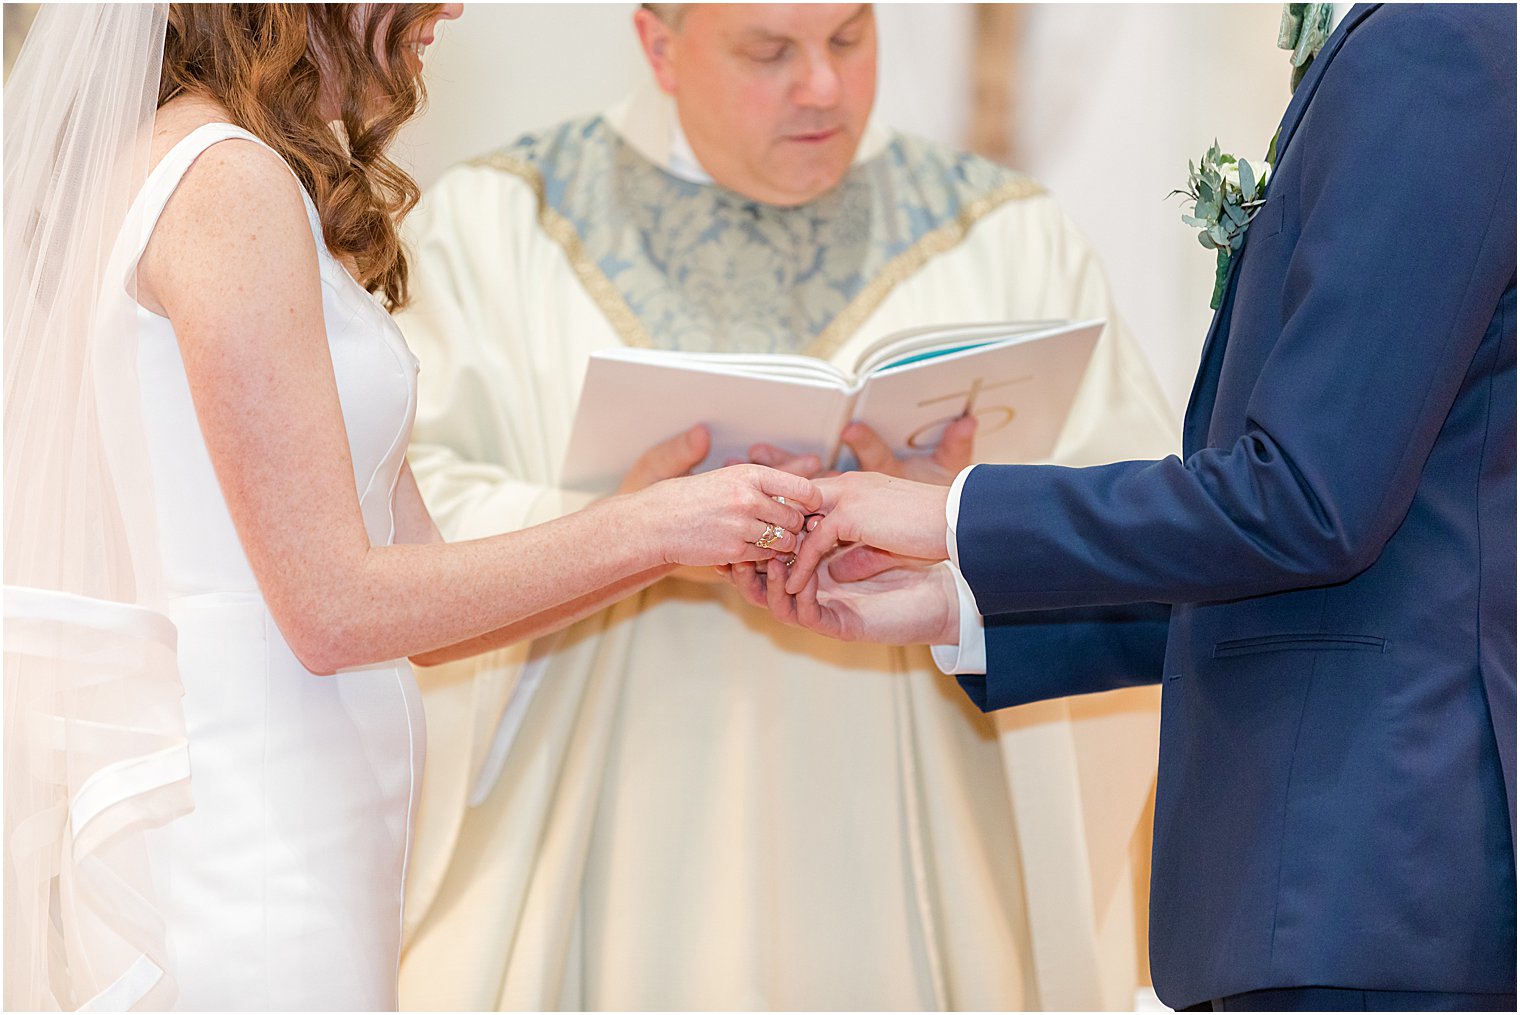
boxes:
[4,5,192,1008]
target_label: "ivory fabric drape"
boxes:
[395,88,1177,1011]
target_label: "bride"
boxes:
[2,4,817,1010]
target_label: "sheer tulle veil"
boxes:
[3,4,194,1009]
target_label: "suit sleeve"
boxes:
[957,602,1172,712]
[958,7,1517,615]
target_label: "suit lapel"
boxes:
[1271,4,1379,165]
[1180,3,1381,457]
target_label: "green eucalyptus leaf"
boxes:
[1181,136,1281,309]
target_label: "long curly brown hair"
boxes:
[158,4,441,310]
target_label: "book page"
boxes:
[597,347,850,386]
[561,356,854,494]
[849,320,1102,467]
[851,319,1066,377]
[560,320,1103,492]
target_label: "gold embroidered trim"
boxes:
[805,174,1047,360]
[469,150,1046,357]
[468,151,657,349]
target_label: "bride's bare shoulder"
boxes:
[139,96,314,313]
[151,92,299,200]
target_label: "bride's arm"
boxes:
[390,461,672,665]
[139,140,816,675]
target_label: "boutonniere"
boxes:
[1172,140,1273,309]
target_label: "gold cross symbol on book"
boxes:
[908,375,1031,449]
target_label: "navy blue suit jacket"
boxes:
[952,6,1516,1007]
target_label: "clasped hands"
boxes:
[727,467,962,647]
[619,417,973,647]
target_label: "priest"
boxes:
[395,4,1178,1009]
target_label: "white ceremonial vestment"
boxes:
[395,87,1177,1011]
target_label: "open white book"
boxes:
[561,318,1104,493]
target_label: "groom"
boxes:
[750,4,1517,1010]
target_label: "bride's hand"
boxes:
[684,442,824,584]
[625,464,822,568]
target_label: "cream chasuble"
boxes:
[395,87,1177,1011]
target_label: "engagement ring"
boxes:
[755,523,785,549]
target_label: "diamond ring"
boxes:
[755,523,785,549]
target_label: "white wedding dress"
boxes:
[120,123,426,1010]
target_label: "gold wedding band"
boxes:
[755,523,785,549]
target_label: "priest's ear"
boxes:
[634,4,681,94]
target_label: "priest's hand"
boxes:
[784,472,951,594]
[743,444,826,479]
[839,415,976,486]
[729,550,959,646]
[742,414,975,486]
[618,424,712,495]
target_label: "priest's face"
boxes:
[636,4,878,207]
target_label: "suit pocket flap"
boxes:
[1248,193,1285,242]
[1213,633,1387,658]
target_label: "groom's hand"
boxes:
[728,554,960,645]
[784,472,952,594]
[827,544,907,582]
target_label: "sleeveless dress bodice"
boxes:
[120,123,425,1010]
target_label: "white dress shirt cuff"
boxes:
[930,465,987,675]
[944,464,977,568]
[929,563,987,675]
